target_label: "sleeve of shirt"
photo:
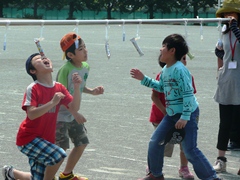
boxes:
[215,47,224,60]
[177,70,194,121]
[141,75,163,92]
[152,73,161,92]
[230,19,240,42]
[56,67,69,89]
[22,85,38,111]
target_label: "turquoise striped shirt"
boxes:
[141,61,198,120]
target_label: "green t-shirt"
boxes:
[56,60,90,122]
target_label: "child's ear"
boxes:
[67,52,74,59]
[30,69,36,75]
[170,47,176,53]
[169,47,175,56]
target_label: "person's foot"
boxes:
[59,172,88,180]
[179,166,194,179]
[2,165,15,180]
[238,168,240,175]
[213,159,226,173]
[227,141,240,151]
[137,173,164,180]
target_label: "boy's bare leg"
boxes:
[63,145,87,174]
[13,169,31,180]
[43,159,64,180]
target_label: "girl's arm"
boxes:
[151,91,166,115]
[215,48,224,61]
[230,19,240,42]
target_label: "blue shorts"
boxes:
[18,137,66,180]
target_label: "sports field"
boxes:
[0,23,239,180]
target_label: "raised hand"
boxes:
[130,68,144,81]
[72,73,82,87]
[51,92,65,105]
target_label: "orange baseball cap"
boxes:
[60,32,81,52]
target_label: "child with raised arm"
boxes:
[2,53,86,180]
[55,32,104,180]
[147,55,196,179]
[130,34,221,180]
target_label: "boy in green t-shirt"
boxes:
[56,32,104,180]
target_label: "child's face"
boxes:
[72,40,88,63]
[159,44,174,64]
[31,55,53,74]
[224,12,238,20]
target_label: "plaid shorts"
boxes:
[55,120,89,149]
[18,137,66,180]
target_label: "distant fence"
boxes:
[3,7,217,20]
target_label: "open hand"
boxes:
[130,68,144,81]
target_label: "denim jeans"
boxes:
[148,107,217,180]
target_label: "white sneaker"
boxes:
[2,165,15,180]
[213,159,226,173]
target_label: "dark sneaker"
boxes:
[137,173,164,180]
[227,142,240,151]
[2,165,15,180]
[238,168,240,175]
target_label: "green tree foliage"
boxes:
[175,0,218,18]
[0,0,15,17]
[91,0,133,19]
[46,0,94,19]
[129,0,177,19]
[11,0,49,19]
[1,0,219,19]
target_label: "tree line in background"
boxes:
[1,0,219,19]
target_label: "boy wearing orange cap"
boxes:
[56,32,104,180]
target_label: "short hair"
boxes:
[162,34,189,61]
[26,53,39,81]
